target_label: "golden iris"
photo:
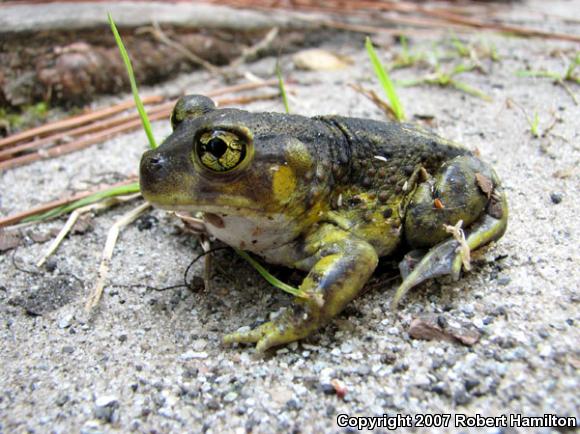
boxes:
[196,130,247,172]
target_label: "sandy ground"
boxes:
[1,2,579,433]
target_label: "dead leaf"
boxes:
[553,167,576,179]
[475,172,493,198]
[293,49,352,71]
[408,314,481,346]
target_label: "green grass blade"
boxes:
[108,13,157,149]
[530,112,540,137]
[517,70,561,80]
[276,61,291,114]
[234,248,308,299]
[365,36,406,121]
[451,80,492,101]
[22,182,141,223]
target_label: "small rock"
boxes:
[320,383,335,395]
[62,346,75,354]
[380,353,396,365]
[392,362,408,373]
[223,392,238,403]
[387,327,399,335]
[179,350,208,360]
[137,215,159,231]
[0,229,22,252]
[285,399,302,410]
[94,395,119,422]
[58,314,74,329]
[414,374,431,387]
[44,258,58,272]
[431,382,450,396]
[339,342,353,354]
[461,304,475,315]
[550,192,563,204]
[192,339,207,351]
[80,420,104,434]
[452,387,471,406]
[538,344,553,358]
[330,378,347,399]
[206,399,220,410]
[497,276,511,286]
[55,392,69,406]
[72,214,94,234]
[464,378,480,391]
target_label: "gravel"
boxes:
[1,1,579,432]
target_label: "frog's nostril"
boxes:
[148,154,165,170]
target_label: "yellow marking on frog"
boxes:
[272,165,297,202]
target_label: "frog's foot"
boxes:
[223,226,379,352]
[394,155,508,307]
[223,306,319,353]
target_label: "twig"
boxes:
[85,201,151,312]
[203,0,580,43]
[0,96,163,149]
[36,193,140,267]
[0,110,169,171]
[141,21,223,75]
[229,27,279,68]
[0,91,278,170]
[349,83,397,121]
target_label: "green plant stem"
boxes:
[234,249,308,299]
[365,37,406,121]
[276,61,291,114]
[22,182,141,223]
[108,13,157,149]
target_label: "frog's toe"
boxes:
[223,316,311,352]
[393,239,461,307]
[223,324,268,346]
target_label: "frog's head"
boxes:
[140,95,325,220]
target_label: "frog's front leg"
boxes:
[393,155,508,306]
[223,225,378,352]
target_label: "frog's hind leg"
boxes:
[223,225,379,352]
[393,155,508,307]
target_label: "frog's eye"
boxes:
[195,129,249,173]
[171,95,216,130]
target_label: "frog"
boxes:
[140,95,508,352]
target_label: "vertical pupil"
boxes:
[207,138,227,158]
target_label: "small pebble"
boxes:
[497,276,511,286]
[179,351,208,360]
[452,387,471,405]
[320,383,335,395]
[223,392,238,403]
[55,392,69,406]
[550,192,563,204]
[387,327,399,335]
[58,314,74,329]
[44,258,58,272]
[94,395,119,422]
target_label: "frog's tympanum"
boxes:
[140,95,507,351]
